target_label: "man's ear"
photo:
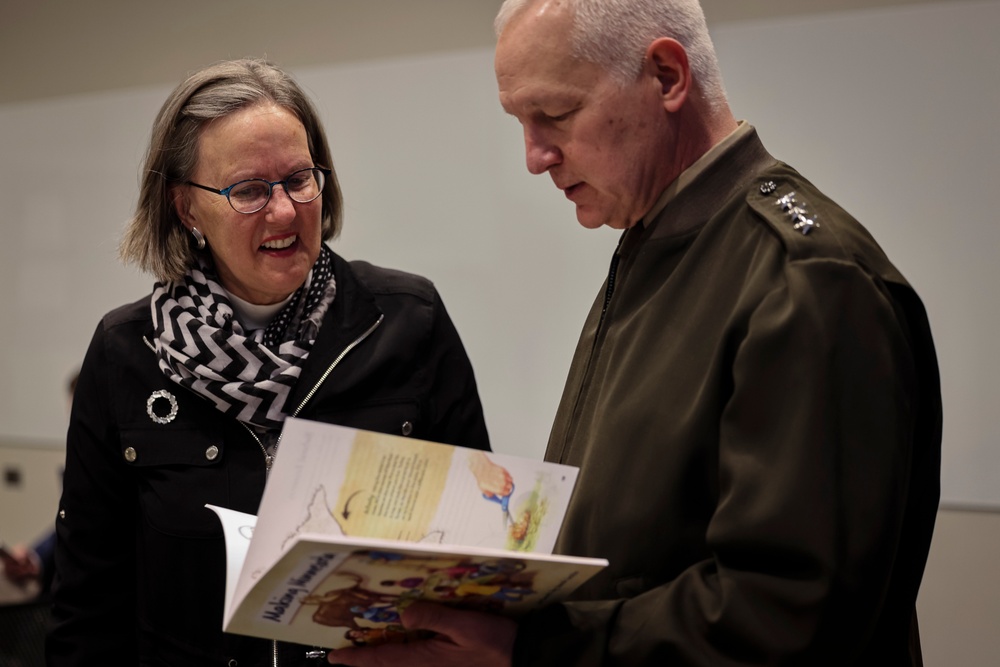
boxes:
[170,185,195,230]
[646,37,690,113]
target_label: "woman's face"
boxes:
[173,103,323,305]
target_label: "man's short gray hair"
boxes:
[496,0,727,106]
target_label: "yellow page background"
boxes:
[335,430,452,540]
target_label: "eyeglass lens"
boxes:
[228,168,325,213]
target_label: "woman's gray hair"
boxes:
[495,0,727,108]
[120,58,343,283]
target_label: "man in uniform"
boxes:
[327,1,942,665]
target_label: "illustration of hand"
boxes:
[467,452,513,499]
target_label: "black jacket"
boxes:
[47,253,490,666]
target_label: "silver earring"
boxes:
[191,227,206,250]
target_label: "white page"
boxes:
[204,505,257,627]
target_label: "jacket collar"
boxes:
[642,124,778,241]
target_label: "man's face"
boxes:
[495,3,674,229]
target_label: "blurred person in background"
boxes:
[1,371,76,598]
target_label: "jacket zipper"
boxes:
[289,314,384,421]
[600,234,626,323]
[239,313,385,468]
[554,231,629,465]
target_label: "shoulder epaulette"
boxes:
[754,180,819,236]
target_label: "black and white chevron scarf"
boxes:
[151,245,337,430]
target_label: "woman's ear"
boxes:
[170,185,194,230]
[646,37,690,113]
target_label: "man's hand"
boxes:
[326,601,517,667]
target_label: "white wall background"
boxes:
[1,0,997,510]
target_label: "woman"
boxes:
[47,59,490,666]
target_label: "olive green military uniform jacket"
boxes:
[513,125,941,666]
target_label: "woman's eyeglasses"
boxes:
[185,167,330,214]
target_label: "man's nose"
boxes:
[524,129,561,175]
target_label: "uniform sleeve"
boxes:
[423,288,491,452]
[47,321,139,664]
[514,258,928,665]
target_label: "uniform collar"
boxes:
[641,121,752,228]
[640,122,778,240]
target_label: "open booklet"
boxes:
[207,417,607,650]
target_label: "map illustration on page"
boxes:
[207,418,607,650]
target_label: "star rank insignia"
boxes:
[759,181,819,235]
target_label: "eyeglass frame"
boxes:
[184,166,332,214]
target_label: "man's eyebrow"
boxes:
[502,91,573,114]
